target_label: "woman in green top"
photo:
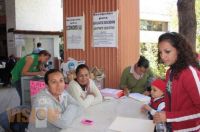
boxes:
[11,50,51,104]
[120,55,154,95]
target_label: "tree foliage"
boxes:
[140,0,200,78]
[140,43,168,78]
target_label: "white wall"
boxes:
[5,0,63,57]
[140,0,176,21]
[140,31,165,43]
[15,0,63,31]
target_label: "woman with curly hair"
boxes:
[153,32,200,131]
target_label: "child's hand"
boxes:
[141,104,151,113]
[141,105,147,113]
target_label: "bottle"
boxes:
[156,122,166,132]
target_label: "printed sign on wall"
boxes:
[93,11,118,47]
[66,16,85,50]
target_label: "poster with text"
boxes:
[30,80,46,96]
[66,16,85,49]
[93,11,118,47]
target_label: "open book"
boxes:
[129,93,151,103]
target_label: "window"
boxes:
[140,20,168,31]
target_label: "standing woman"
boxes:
[154,32,200,131]
[11,50,51,104]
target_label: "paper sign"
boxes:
[66,16,85,49]
[93,11,118,47]
[109,116,155,132]
[30,81,46,96]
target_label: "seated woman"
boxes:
[67,64,103,108]
[28,69,82,131]
[120,55,154,95]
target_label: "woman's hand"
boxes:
[143,91,151,96]
[48,108,60,122]
[38,71,46,76]
[153,111,167,123]
[123,88,129,96]
[87,92,96,97]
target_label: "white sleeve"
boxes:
[67,80,95,108]
[89,79,103,106]
[157,102,165,112]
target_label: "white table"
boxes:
[62,97,148,132]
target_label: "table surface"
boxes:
[62,97,148,132]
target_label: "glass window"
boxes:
[140,20,168,31]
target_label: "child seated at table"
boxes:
[141,79,166,120]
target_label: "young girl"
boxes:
[141,79,166,119]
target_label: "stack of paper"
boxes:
[129,93,151,103]
[109,116,155,132]
[100,88,124,98]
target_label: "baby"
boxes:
[141,79,166,119]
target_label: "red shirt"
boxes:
[165,67,200,131]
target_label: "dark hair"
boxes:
[158,32,199,78]
[75,64,90,75]
[136,55,149,69]
[44,69,63,85]
[37,42,42,47]
[38,50,51,58]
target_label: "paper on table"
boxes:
[129,93,151,104]
[100,88,124,98]
[109,116,155,132]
